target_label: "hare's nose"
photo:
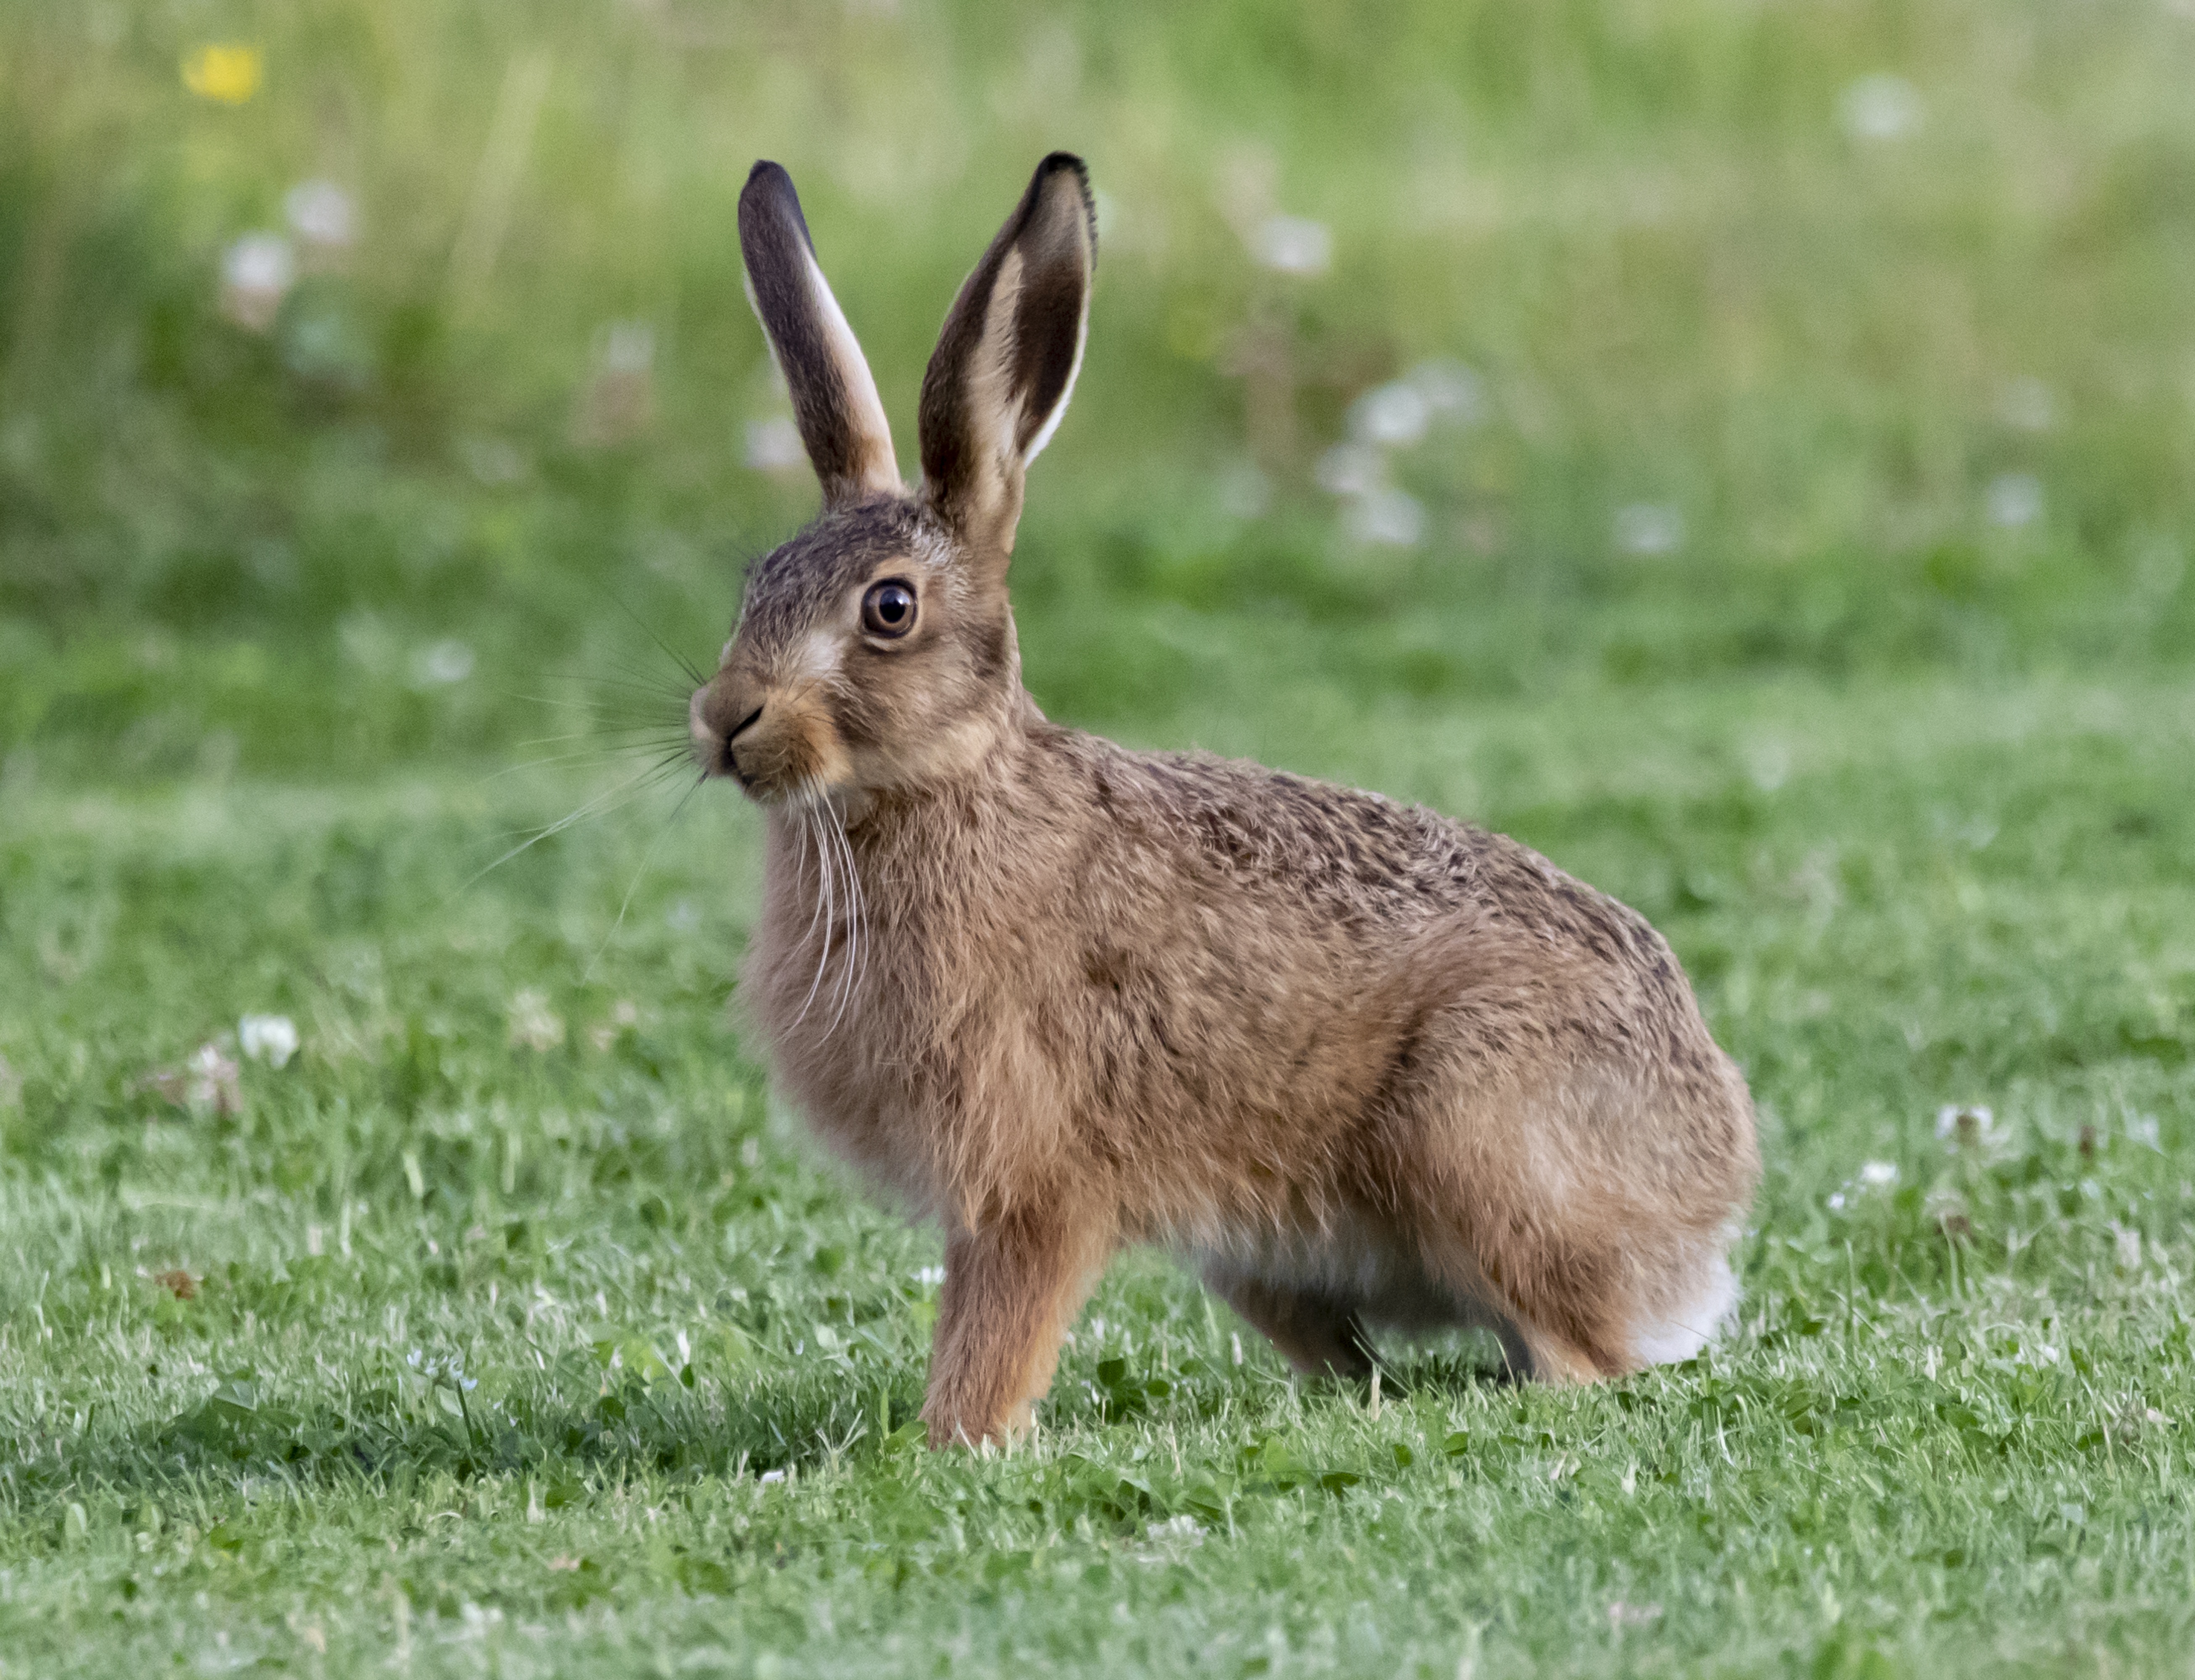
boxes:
[691,681,764,779]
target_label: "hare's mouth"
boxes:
[690,680,851,805]
[687,688,756,783]
[715,704,764,785]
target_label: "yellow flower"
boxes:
[181,44,263,105]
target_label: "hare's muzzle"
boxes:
[689,676,765,787]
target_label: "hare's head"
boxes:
[690,153,1095,808]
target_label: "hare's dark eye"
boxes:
[861,579,917,638]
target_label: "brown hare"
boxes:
[690,153,1759,1447]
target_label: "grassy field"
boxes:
[4,673,2194,1677]
[4,2,2195,1675]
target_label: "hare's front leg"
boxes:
[922,1208,1108,1447]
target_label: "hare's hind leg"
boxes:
[1400,1085,1731,1382]
[1200,1265,1378,1379]
[1376,1237,1588,1383]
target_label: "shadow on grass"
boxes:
[1377,1329,1521,1397]
[11,1362,920,1509]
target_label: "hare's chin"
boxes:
[758,776,853,817]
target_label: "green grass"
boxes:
[3,669,2192,1677]
[5,0,2195,1673]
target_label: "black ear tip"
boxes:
[1030,152,1095,243]
[740,160,813,247]
[1035,152,1091,201]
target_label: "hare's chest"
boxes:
[748,931,976,1205]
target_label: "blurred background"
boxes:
[6,17,2195,1662]
[7,0,2195,786]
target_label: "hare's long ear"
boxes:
[918,152,1095,555]
[738,161,900,506]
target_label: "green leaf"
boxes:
[1182,1473,1235,1523]
[674,1555,733,1596]
[211,1370,259,1414]
[882,1418,929,1455]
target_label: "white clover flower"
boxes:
[1346,486,1427,549]
[1406,358,1486,425]
[603,320,654,374]
[144,1043,243,1114]
[1132,1513,1207,1564]
[1986,473,2043,529]
[1840,74,1925,142]
[1859,1160,1899,1187]
[1348,381,1431,448]
[744,417,806,474]
[284,180,357,252]
[411,640,475,688]
[1997,377,2056,433]
[1315,441,1384,498]
[508,990,565,1052]
[1614,502,1684,557]
[2113,1223,2143,1270]
[1935,1104,1994,1145]
[911,1265,945,1287]
[1742,736,1791,792]
[239,1014,298,1068]
[220,233,295,332]
[1214,459,1271,519]
[1249,215,1331,277]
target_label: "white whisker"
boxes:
[823,798,866,1034]
[789,792,829,962]
[792,795,839,1028]
[583,773,704,982]
[458,761,668,893]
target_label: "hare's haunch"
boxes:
[689,155,1758,1446]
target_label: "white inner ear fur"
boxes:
[1018,268,1089,467]
[799,245,899,490]
[964,242,1090,477]
[741,249,900,497]
[968,248,1028,494]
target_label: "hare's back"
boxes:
[1084,740,1492,928]
[1086,738,1665,956]
[1076,733,1724,1056]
